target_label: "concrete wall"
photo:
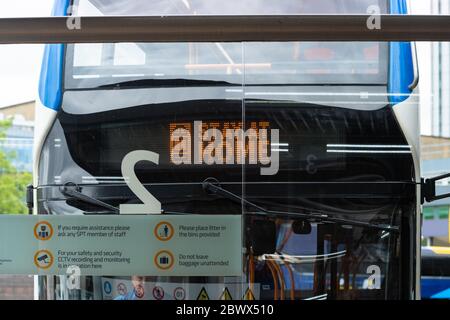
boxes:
[0,101,35,122]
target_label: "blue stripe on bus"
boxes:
[421,278,450,299]
[38,0,70,110]
[432,288,450,299]
[388,0,414,105]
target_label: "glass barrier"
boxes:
[0,0,449,302]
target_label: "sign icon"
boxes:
[197,287,210,300]
[117,283,127,296]
[154,250,175,270]
[154,221,174,241]
[34,250,54,269]
[34,221,53,241]
[103,281,112,295]
[135,284,145,299]
[173,287,186,300]
[153,286,164,300]
[243,287,255,300]
[219,287,233,300]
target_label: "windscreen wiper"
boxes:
[60,182,119,214]
[202,179,399,232]
[97,78,239,89]
[58,180,398,231]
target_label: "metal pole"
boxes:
[0,15,449,44]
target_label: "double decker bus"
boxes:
[32,0,447,300]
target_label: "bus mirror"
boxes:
[422,173,450,203]
[292,220,312,235]
[26,184,34,215]
[245,218,277,256]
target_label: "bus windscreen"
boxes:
[65,0,389,89]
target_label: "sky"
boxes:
[0,0,54,108]
[0,0,439,135]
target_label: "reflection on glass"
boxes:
[34,0,419,301]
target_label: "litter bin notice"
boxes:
[0,215,242,276]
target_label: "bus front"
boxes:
[34,0,420,300]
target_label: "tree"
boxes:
[0,119,32,214]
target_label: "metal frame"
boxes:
[1,15,450,44]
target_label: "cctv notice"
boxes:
[0,215,242,276]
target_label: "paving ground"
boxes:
[0,275,33,300]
